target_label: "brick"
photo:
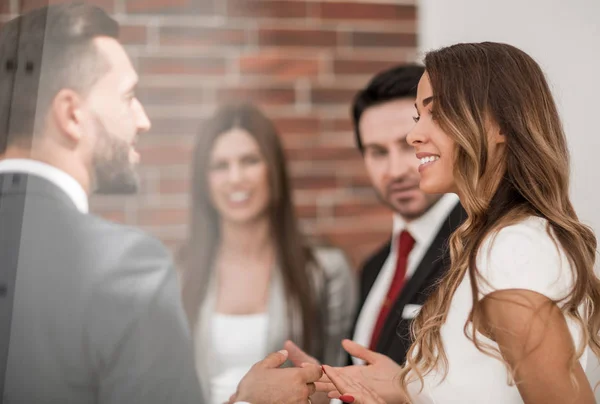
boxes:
[311,86,359,105]
[292,175,337,191]
[94,209,127,223]
[351,32,417,48]
[18,0,115,13]
[138,208,188,226]
[137,143,193,166]
[239,52,320,79]
[324,118,353,132]
[149,118,202,136]
[333,199,388,217]
[159,26,247,47]
[317,3,415,21]
[333,57,406,76]
[295,202,317,219]
[125,0,214,14]
[339,171,372,188]
[226,0,307,19]
[277,133,311,150]
[138,56,227,76]
[1,2,11,14]
[272,116,320,135]
[158,177,190,194]
[286,145,359,162]
[258,28,336,48]
[120,25,147,45]
[137,87,205,106]
[216,86,296,106]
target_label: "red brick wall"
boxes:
[1,0,418,268]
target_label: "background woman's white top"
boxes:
[407,216,589,403]
[208,313,268,404]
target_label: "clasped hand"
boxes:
[285,339,408,404]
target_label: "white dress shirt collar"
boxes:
[0,158,89,213]
[391,193,461,251]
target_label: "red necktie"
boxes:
[369,230,415,350]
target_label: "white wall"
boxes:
[417,0,600,397]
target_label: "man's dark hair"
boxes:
[351,64,425,153]
[0,2,119,152]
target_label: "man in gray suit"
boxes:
[0,3,321,404]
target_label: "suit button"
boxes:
[0,283,7,297]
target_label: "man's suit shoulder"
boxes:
[359,241,391,275]
[76,213,173,273]
[65,214,178,319]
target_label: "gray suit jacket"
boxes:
[0,173,203,404]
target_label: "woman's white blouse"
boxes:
[207,313,268,404]
[407,216,589,403]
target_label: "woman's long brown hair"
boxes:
[179,103,323,356]
[400,42,600,391]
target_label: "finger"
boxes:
[285,340,320,366]
[315,381,335,392]
[306,382,316,396]
[322,365,351,394]
[327,391,341,399]
[298,363,323,383]
[257,349,288,369]
[318,373,331,383]
[342,339,380,365]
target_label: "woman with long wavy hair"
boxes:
[319,42,600,404]
[178,103,356,404]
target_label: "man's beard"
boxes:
[92,117,139,195]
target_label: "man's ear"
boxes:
[51,89,85,143]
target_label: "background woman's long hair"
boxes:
[399,42,600,391]
[179,103,323,355]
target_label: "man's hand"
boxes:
[284,340,332,404]
[284,340,320,366]
[231,349,323,404]
[317,339,407,403]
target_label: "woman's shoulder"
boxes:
[476,216,574,300]
[482,216,559,257]
[310,245,353,276]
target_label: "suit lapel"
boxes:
[376,202,466,353]
[350,241,390,331]
[360,241,390,304]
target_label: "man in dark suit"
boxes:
[348,64,464,366]
[0,4,321,404]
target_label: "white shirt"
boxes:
[0,158,88,213]
[352,194,460,364]
[206,313,269,404]
[407,216,589,403]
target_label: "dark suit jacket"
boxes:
[0,173,203,403]
[350,202,466,365]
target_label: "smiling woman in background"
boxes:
[178,103,357,404]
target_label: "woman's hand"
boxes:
[316,339,407,403]
[322,365,386,404]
